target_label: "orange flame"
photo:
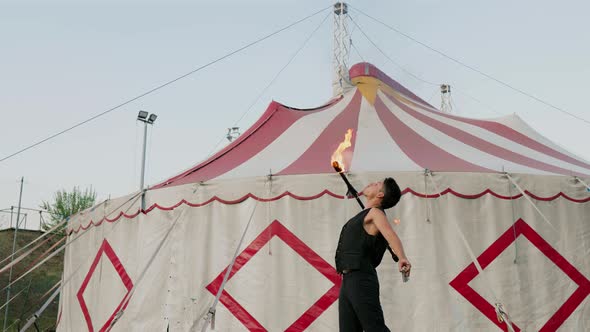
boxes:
[331,129,353,173]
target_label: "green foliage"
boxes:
[40,187,96,231]
[0,229,63,331]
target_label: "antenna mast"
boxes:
[333,2,352,96]
[440,84,453,113]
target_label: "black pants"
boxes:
[339,270,390,332]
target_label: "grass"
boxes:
[0,229,63,332]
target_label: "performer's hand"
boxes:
[398,259,411,277]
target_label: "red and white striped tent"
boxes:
[155,63,590,183]
[59,63,590,331]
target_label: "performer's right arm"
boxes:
[370,208,412,276]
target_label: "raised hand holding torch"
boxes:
[331,130,400,263]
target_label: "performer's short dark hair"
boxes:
[381,177,401,209]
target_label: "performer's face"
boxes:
[363,181,384,198]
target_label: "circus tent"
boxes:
[57,62,590,331]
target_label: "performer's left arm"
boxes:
[370,208,411,275]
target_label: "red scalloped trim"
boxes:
[402,187,590,203]
[67,188,589,234]
[67,210,142,235]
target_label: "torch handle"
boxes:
[339,173,365,208]
[387,246,399,262]
[354,196,365,209]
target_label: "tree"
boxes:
[41,187,96,231]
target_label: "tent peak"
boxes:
[349,62,433,107]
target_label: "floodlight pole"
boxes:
[139,119,148,209]
[3,177,24,332]
[137,111,157,211]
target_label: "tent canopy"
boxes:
[155,62,590,190]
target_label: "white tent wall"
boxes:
[59,193,171,331]
[58,172,590,331]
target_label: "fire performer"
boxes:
[335,177,411,332]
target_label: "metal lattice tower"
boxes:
[440,84,453,113]
[332,2,351,96]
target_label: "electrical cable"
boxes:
[205,11,331,157]
[352,7,590,126]
[0,5,332,164]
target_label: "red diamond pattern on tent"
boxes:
[206,220,342,331]
[450,218,590,331]
[77,239,133,332]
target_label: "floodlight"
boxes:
[148,113,158,124]
[137,111,148,121]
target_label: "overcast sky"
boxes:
[1,0,589,229]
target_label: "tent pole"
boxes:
[575,176,590,191]
[427,172,516,332]
[3,177,24,332]
[198,199,262,332]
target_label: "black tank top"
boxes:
[335,208,388,273]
